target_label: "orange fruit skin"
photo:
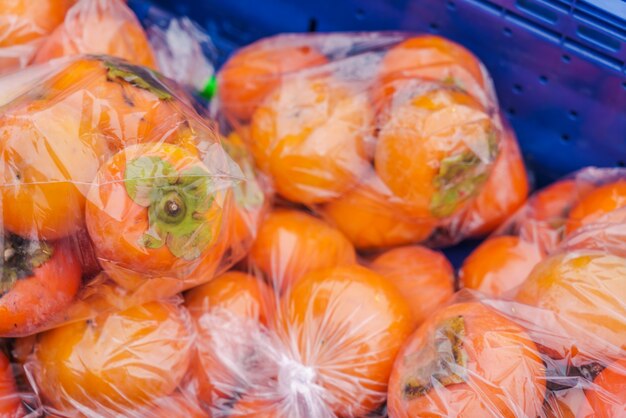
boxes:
[462,129,528,237]
[33,0,156,68]
[460,235,543,298]
[280,265,413,417]
[377,35,488,105]
[0,0,76,73]
[0,93,111,239]
[388,302,546,418]
[0,240,82,336]
[587,359,626,418]
[515,251,626,359]
[222,131,269,252]
[249,209,356,293]
[516,179,590,252]
[375,86,497,218]
[85,143,225,281]
[44,57,184,151]
[31,301,193,415]
[320,173,437,249]
[185,272,272,406]
[218,42,328,123]
[566,180,626,235]
[0,352,24,418]
[371,245,454,328]
[250,76,372,204]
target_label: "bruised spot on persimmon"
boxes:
[124,156,215,260]
[402,316,467,399]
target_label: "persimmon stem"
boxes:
[0,234,53,294]
[402,315,468,400]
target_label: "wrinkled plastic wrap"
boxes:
[15,298,202,417]
[8,206,625,417]
[217,32,529,248]
[460,167,626,298]
[145,15,216,98]
[0,0,75,75]
[186,207,625,417]
[0,55,267,337]
[32,0,156,68]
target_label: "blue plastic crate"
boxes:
[129,0,626,264]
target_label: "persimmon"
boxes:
[460,235,543,298]
[320,173,437,249]
[587,358,626,418]
[377,35,488,105]
[0,351,24,417]
[31,301,192,415]
[516,250,626,359]
[86,142,227,285]
[280,265,412,416]
[462,129,528,237]
[250,75,372,204]
[566,180,626,235]
[370,245,454,328]
[249,209,355,292]
[388,302,546,418]
[45,57,184,150]
[33,0,156,68]
[515,179,590,252]
[0,94,111,239]
[0,237,81,336]
[375,85,499,219]
[186,271,272,404]
[219,41,328,122]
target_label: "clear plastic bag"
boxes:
[144,15,217,98]
[32,0,156,68]
[11,205,625,417]
[0,0,75,75]
[186,208,457,417]
[216,32,529,248]
[17,298,201,417]
[460,167,626,298]
[0,55,266,337]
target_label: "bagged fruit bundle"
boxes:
[0,0,75,75]
[0,54,268,337]
[14,298,205,417]
[32,0,157,68]
[184,207,455,417]
[217,32,529,249]
[460,166,626,298]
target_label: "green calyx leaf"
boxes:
[429,129,499,218]
[125,157,216,260]
[402,315,468,400]
[1,235,53,295]
[104,59,172,100]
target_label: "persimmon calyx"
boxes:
[125,156,215,260]
[0,234,53,294]
[402,315,468,400]
[430,129,499,218]
[102,58,172,100]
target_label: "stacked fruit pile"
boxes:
[0,1,622,417]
